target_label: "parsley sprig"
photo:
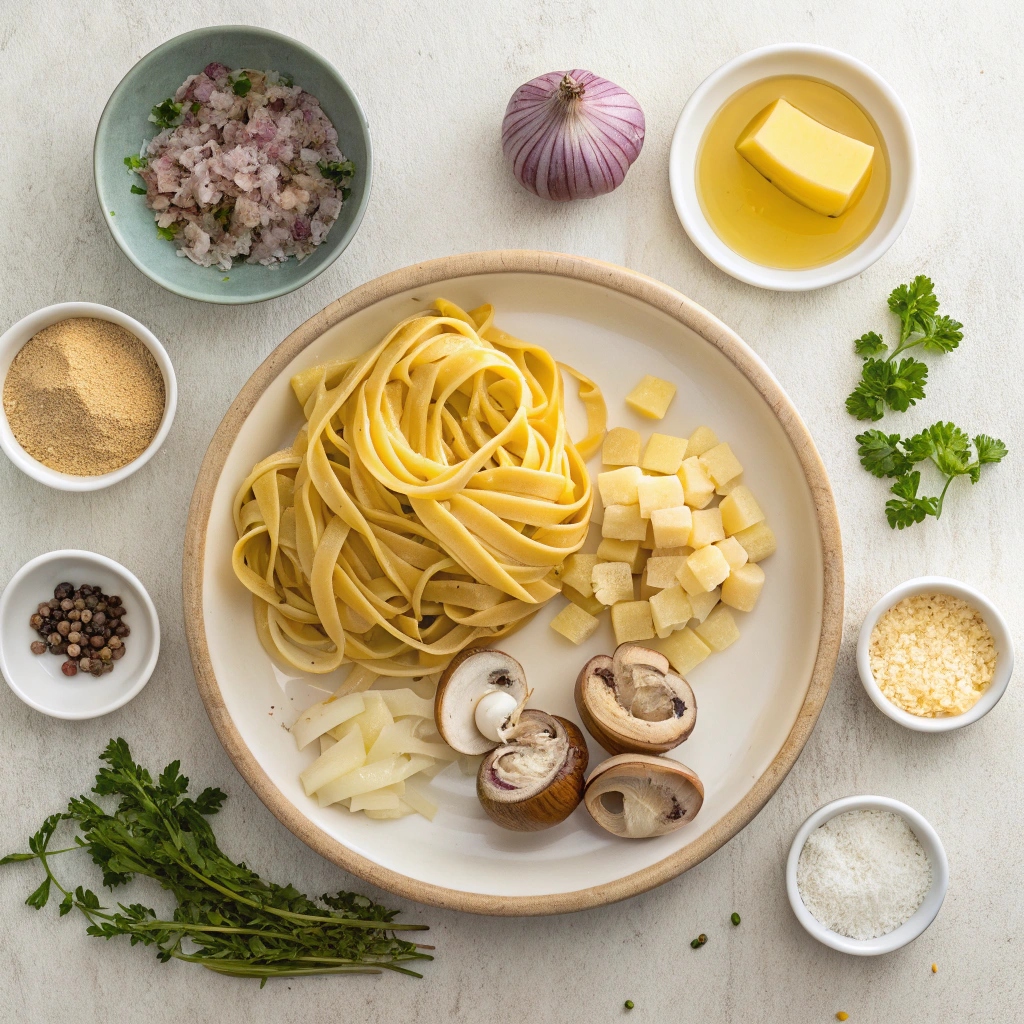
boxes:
[846,276,963,420]
[149,97,184,130]
[2,740,431,985]
[857,423,1007,529]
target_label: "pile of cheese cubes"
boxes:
[549,419,776,677]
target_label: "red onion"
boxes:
[502,70,645,202]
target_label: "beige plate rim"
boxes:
[182,250,844,916]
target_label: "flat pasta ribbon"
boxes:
[232,299,606,676]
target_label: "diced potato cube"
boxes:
[646,555,687,589]
[640,433,688,475]
[610,600,656,645]
[716,477,743,496]
[688,508,725,549]
[639,568,658,600]
[685,425,719,459]
[598,466,643,507]
[589,496,603,525]
[650,585,693,638]
[720,485,765,535]
[602,426,642,466]
[638,474,685,518]
[651,505,693,548]
[687,545,731,591]
[562,583,606,617]
[694,605,740,651]
[698,442,743,488]
[550,601,601,644]
[676,559,709,596]
[592,562,635,606]
[721,562,766,612]
[557,553,599,597]
[640,518,656,550]
[652,546,690,558]
[597,538,645,573]
[688,589,721,624]
[714,536,748,570]
[679,457,715,509]
[733,521,777,562]
[652,626,711,675]
[602,504,648,541]
[625,375,677,420]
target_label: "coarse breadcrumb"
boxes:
[869,593,995,717]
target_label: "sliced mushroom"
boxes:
[477,710,589,831]
[434,648,529,755]
[575,643,697,755]
[584,753,704,839]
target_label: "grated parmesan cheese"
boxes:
[797,810,932,940]
[869,593,996,717]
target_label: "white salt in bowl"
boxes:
[786,795,948,956]
[858,576,1014,733]
[0,302,177,491]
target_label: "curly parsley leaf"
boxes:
[856,430,912,478]
[974,434,1008,466]
[885,471,939,529]
[854,331,887,357]
[921,314,963,354]
[888,275,939,339]
[156,223,179,241]
[318,160,356,187]
[148,98,183,129]
[846,358,928,420]
[123,154,147,172]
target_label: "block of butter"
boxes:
[735,98,875,218]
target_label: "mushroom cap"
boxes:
[574,642,697,755]
[477,710,589,831]
[584,753,704,838]
[434,648,529,755]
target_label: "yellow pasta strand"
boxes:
[232,300,606,675]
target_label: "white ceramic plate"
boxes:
[184,252,843,914]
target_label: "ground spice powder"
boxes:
[3,317,165,475]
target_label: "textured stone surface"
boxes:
[0,1,1021,1020]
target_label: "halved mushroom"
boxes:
[575,643,697,755]
[477,710,589,831]
[434,648,529,755]
[584,753,704,838]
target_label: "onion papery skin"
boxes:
[502,69,645,202]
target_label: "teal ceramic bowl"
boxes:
[94,26,372,304]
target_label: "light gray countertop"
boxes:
[1,1,1021,1020]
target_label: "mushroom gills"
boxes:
[477,710,589,831]
[434,648,529,755]
[584,753,704,838]
[575,644,696,755]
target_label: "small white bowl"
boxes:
[669,44,918,290]
[787,795,948,955]
[858,576,1014,732]
[0,302,177,490]
[0,550,160,719]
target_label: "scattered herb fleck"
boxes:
[690,933,707,949]
[190,101,201,114]
[222,276,230,282]
[318,160,356,187]
[130,184,147,195]
[149,98,184,130]
[232,73,252,97]
[730,912,740,926]
[123,154,148,172]
[624,1000,634,1010]
[1,739,432,984]
[156,223,180,241]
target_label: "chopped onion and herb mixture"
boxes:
[126,64,354,270]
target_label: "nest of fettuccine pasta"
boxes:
[232,299,605,677]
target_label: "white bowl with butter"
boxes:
[669,44,917,291]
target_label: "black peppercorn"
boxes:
[56,620,71,637]
[118,624,130,638]
[108,595,122,607]
[80,609,93,624]
[73,598,85,611]
[38,603,52,617]
[84,595,98,610]
[54,583,73,601]
[92,611,106,626]
[111,647,126,661]
[60,598,74,612]
[68,609,81,621]
[89,636,104,650]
